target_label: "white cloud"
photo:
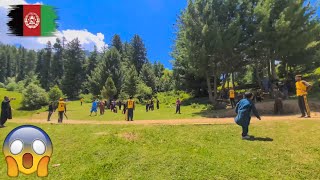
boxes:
[0,0,107,51]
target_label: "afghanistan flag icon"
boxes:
[7,5,58,36]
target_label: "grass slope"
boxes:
[0,120,320,179]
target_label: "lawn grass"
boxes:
[0,88,46,118]
[30,100,208,121]
[0,120,320,179]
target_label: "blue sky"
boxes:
[24,0,187,69]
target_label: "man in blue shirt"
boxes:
[235,92,261,140]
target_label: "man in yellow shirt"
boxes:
[295,75,312,118]
[126,96,135,121]
[80,98,84,106]
[57,98,66,123]
[229,88,236,108]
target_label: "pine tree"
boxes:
[86,45,98,76]
[122,65,140,97]
[140,63,156,91]
[130,34,148,73]
[38,42,52,90]
[101,77,117,100]
[111,34,123,53]
[0,51,7,82]
[61,38,85,98]
[51,38,64,84]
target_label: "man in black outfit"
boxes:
[1,96,13,128]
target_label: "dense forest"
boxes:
[0,34,174,101]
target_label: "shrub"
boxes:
[191,103,200,109]
[16,81,25,93]
[206,104,215,111]
[21,84,48,110]
[48,85,64,102]
[79,93,94,103]
[156,91,192,105]
[136,82,152,100]
[0,82,5,88]
[6,82,18,91]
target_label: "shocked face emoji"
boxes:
[3,125,53,177]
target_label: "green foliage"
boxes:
[118,91,129,101]
[6,82,18,91]
[122,65,140,97]
[131,34,148,73]
[0,82,5,88]
[101,77,117,99]
[61,38,86,98]
[190,103,201,109]
[140,63,156,91]
[21,84,48,110]
[48,85,64,102]
[79,93,94,103]
[136,81,153,100]
[206,104,215,111]
[156,91,192,105]
[112,34,123,53]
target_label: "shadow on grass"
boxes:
[245,137,273,142]
[192,109,231,118]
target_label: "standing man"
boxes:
[126,96,135,121]
[295,75,312,118]
[156,98,160,110]
[175,98,181,114]
[229,88,236,108]
[57,98,66,123]
[90,100,98,116]
[273,87,284,115]
[0,96,13,128]
[99,100,105,115]
[80,98,84,106]
[47,102,55,121]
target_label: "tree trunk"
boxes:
[255,66,263,89]
[206,73,214,104]
[213,74,218,104]
[232,72,235,88]
[270,59,277,80]
[267,59,271,80]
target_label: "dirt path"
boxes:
[9,115,320,125]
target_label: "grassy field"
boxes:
[30,100,208,121]
[0,88,47,118]
[0,120,320,179]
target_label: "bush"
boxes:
[191,103,201,109]
[6,82,18,91]
[79,93,94,103]
[48,85,64,102]
[206,104,215,111]
[156,91,192,105]
[136,82,152,100]
[16,81,25,93]
[21,84,48,110]
[0,82,5,88]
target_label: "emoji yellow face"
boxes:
[3,125,53,177]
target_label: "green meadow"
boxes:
[0,120,320,179]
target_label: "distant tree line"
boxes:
[0,34,174,100]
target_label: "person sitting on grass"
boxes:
[90,100,98,116]
[235,92,261,140]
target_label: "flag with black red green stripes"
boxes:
[7,5,58,36]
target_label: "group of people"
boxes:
[146,98,160,112]
[47,98,67,123]
[89,99,128,116]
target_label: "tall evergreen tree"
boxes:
[51,38,64,84]
[140,63,156,91]
[61,38,85,98]
[0,51,7,82]
[130,34,148,73]
[122,65,140,97]
[86,45,98,76]
[111,34,123,53]
[101,77,117,100]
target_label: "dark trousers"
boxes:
[58,111,64,123]
[230,98,236,108]
[0,117,8,126]
[176,105,181,114]
[47,111,53,121]
[157,104,159,109]
[127,108,134,121]
[146,104,149,112]
[123,108,126,114]
[242,125,249,137]
[119,105,121,110]
[298,95,310,116]
[81,102,83,106]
